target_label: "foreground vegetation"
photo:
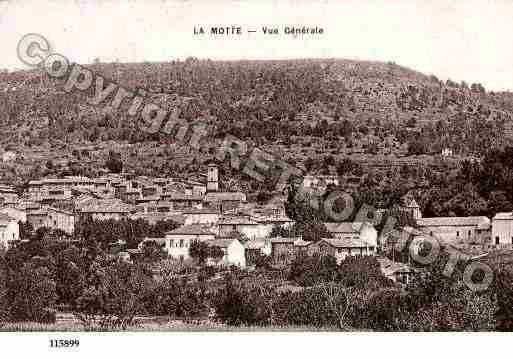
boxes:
[1,222,512,331]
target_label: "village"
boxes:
[0,159,512,290]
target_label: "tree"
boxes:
[105,151,123,173]
[336,158,355,176]
[406,117,417,128]
[75,262,149,329]
[19,221,34,240]
[471,83,486,93]
[289,254,338,287]
[53,245,87,308]
[7,262,57,323]
[140,241,167,263]
[494,269,513,331]
[190,241,225,265]
[319,282,354,330]
[213,277,274,326]
[189,241,211,265]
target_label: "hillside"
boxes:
[1,59,513,185]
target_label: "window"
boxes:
[496,236,500,245]
[430,231,433,236]
[456,231,459,237]
[468,230,471,237]
[179,239,184,248]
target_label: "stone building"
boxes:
[416,216,491,245]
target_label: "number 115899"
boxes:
[49,339,80,348]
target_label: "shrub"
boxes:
[213,278,273,326]
[7,263,57,323]
[275,285,350,329]
[289,254,338,287]
[338,256,393,289]
[145,279,209,319]
[74,262,150,329]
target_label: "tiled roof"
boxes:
[321,237,373,249]
[204,192,246,202]
[294,239,312,247]
[494,212,513,220]
[27,210,48,216]
[416,216,490,229]
[16,201,40,210]
[162,193,203,201]
[244,239,269,249]
[47,206,74,216]
[125,189,141,194]
[0,186,16,193]
[130,213,186,224]
[270,237,301,244]
[205,238,237,248]
[255,215,293,223]
[401,226,425,236]
[29,177,95,185]
[137,195,161,202]
[183,208,220,214]
[218,216,259,225]
[166,224,216,236]
[324,222,361,234]
[80,199,134,213]
[141,237,166,245]
[377,257,412,276]
[0,213,17,223]
[401,194,420,208]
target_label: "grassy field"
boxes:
[0,313,345,332]
[0,321,344,332]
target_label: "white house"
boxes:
[183,208,220,226]
[417,216,491,245]
[492,213,513,246]
[0,185,18,206]
[203,192,247,212]
[377,257,413,285]
[324,222,378,247]
[0,206,27,223]
[205,238,246,268]
[2,151,17,163]
[441,148,453,157]
[164,224,216,260]
[304,237,376,264]
[0,213,19,249]
[218,216,269,240]
[253,214,295,237]
[26,206,75,235]
[400,195,422,221]
[245,238,272,256]
[303,175,339,189]
[78,198,134,221]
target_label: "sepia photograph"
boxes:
[1,0,513,356]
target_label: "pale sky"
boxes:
[1,0,513,90]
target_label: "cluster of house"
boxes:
[0,165,384,271]
[138,220,379,269]
[4,168,513,285]
[0,164,282,246]
[395,196,511,248]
